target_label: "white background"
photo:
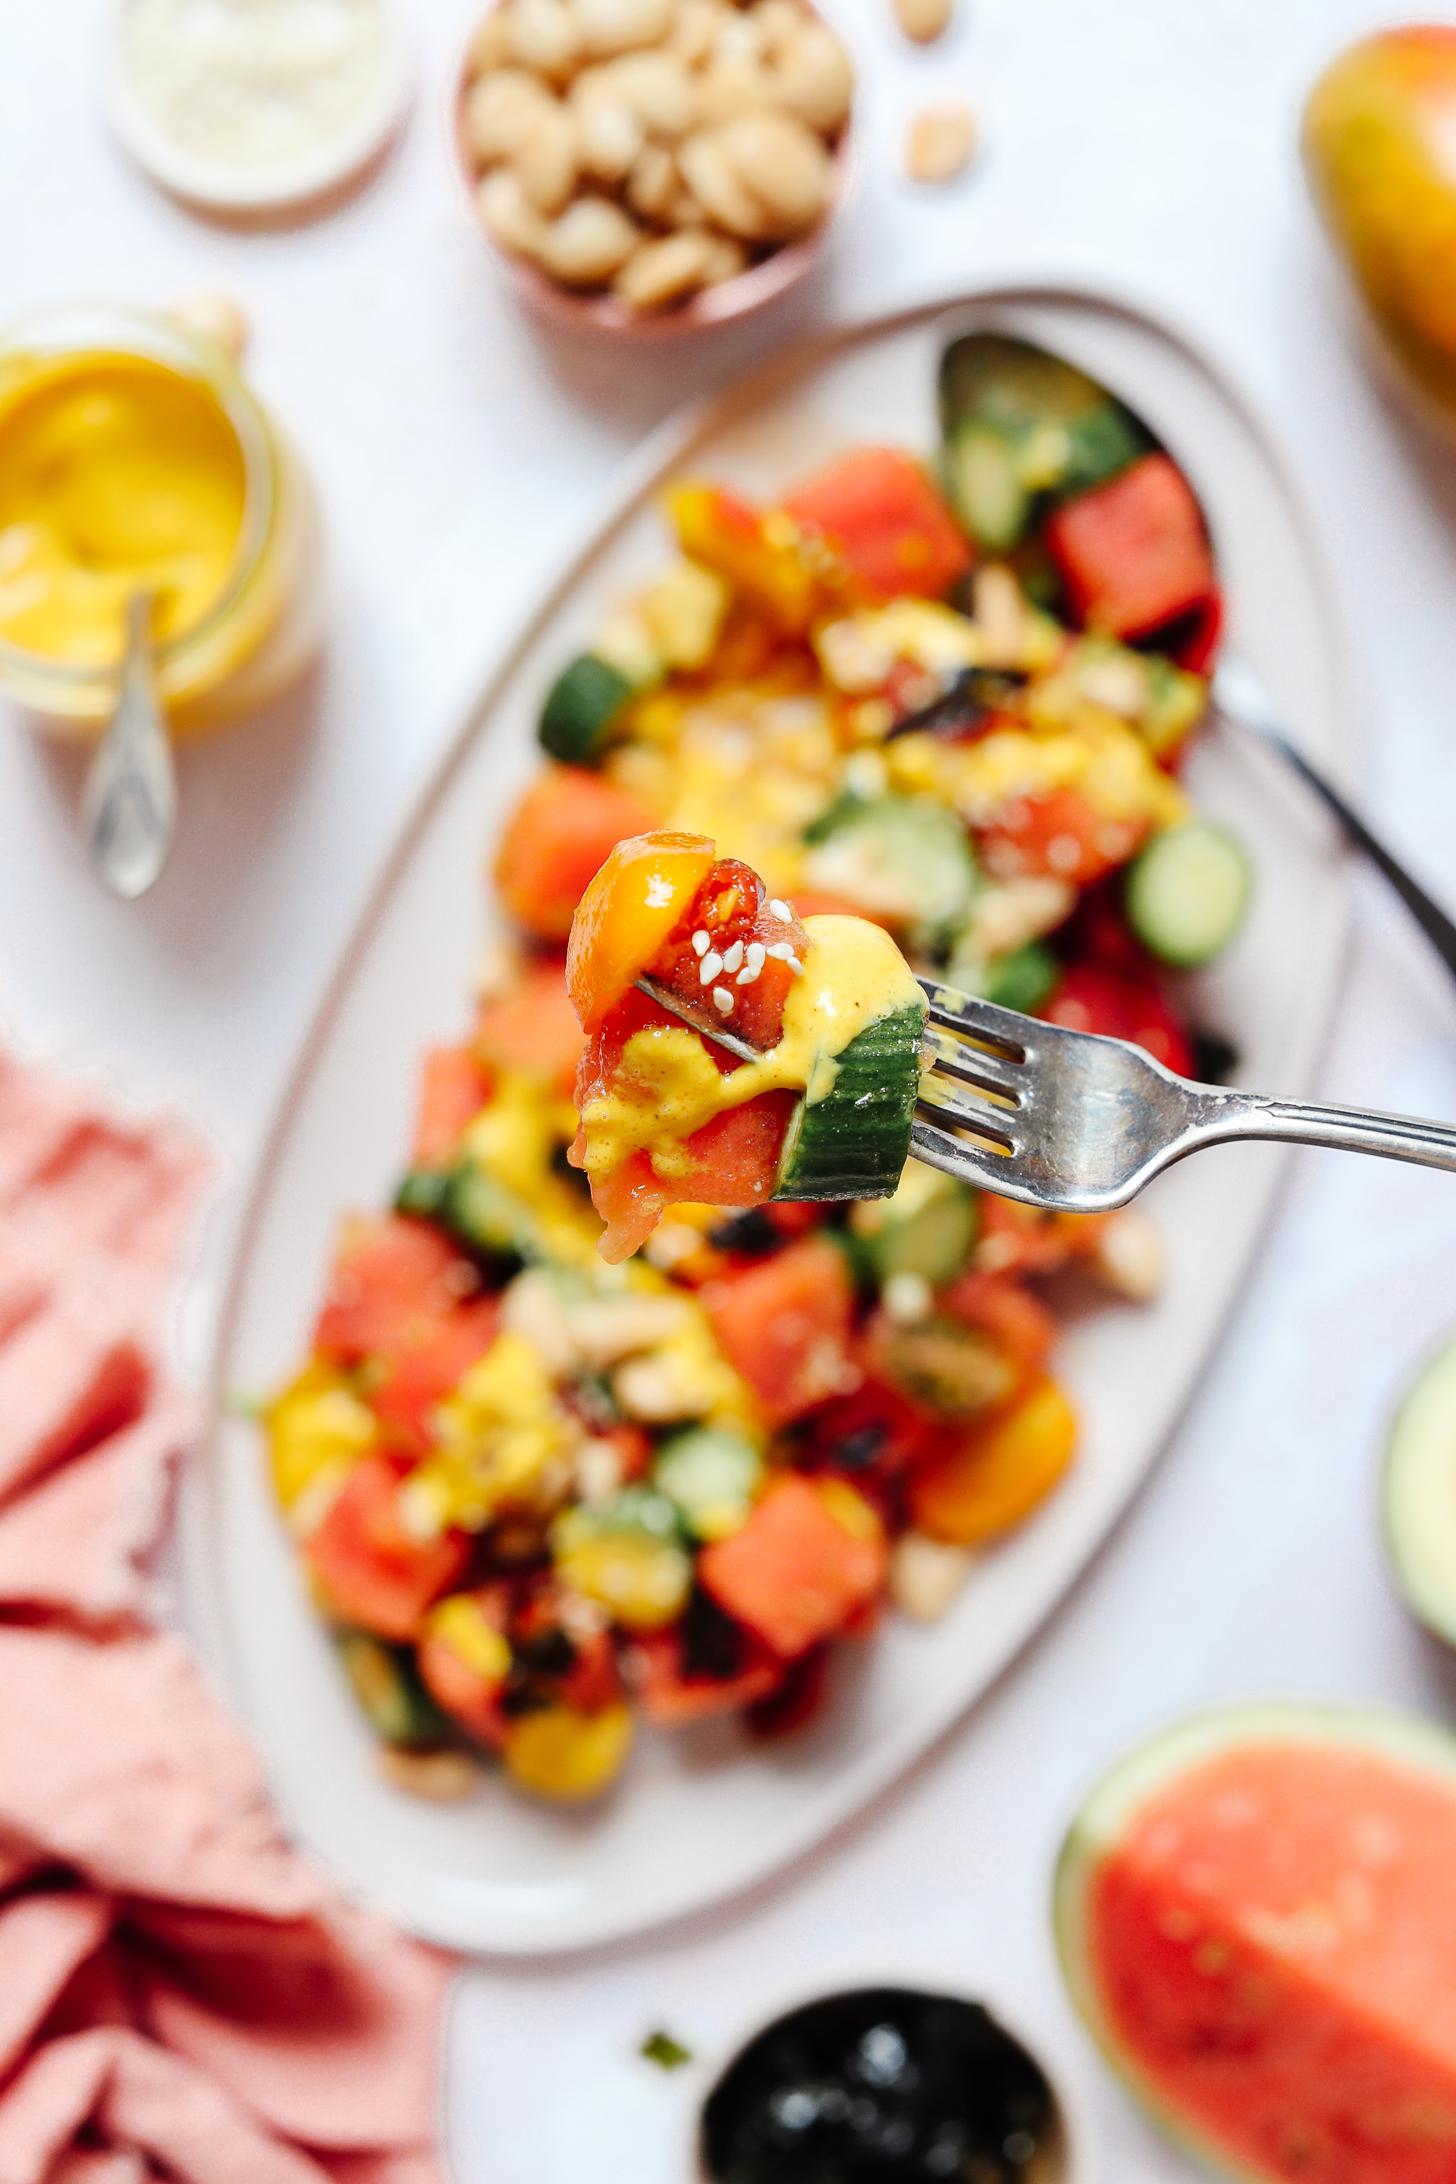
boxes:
[7,2,1456,2178]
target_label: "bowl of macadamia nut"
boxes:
[455,0,854,331]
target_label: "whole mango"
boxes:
[1303,25,1456,421]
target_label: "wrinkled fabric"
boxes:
[0,1054,452,2184]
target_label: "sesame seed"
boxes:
[735,960,760,986]
[1046,833,1082,875]
[768,898,793,922]
[712,986,734,1014]
[765,942,804,973]
[721,939,744,974]
[699,952,723,985]
[691,930,710,957]
[744,941,766,974]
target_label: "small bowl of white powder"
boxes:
[107,0,410,214]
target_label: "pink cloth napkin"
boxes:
[0,1053,453,2184]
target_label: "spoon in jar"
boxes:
[83,590,177,898]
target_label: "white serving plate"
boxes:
[197,285,1355,1957]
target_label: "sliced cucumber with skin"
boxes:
[394,1169,453,1222]
[850,1160,979,1287]
[335,1634,451,1750]
[1055,400,1149,499]
[1384,1333,1456,1648]
[442,1160,539,1268]
[803,794,978,954]
[653,1425,764,1542]
[980,939,1059,1015]
[774,1000,927,1204]
[942,423,1031,553]
[538,653,635,765]
[1125,820,1251,970]
[876,1314,1018,1418]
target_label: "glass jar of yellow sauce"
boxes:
[0,305,324,737]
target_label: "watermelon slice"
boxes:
[1054,1702,1456,2184]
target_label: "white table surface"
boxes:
[8,2,1456,2178]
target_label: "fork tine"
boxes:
[916,1079,1018,1149]
[910,1117,1031,1194]
[922,1025,1022,1105]
[915,976,1030,1056]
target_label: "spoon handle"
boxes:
[83,593,178,899]
[1214,655,1456,989]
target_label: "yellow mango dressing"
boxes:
[579,914,924,1180]
[0,350,246,667]
[0,306,325,736]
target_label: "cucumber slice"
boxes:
[774,1000,926,1203]
[850,1160,979,1287]
[442,1159,538,1268]
[942,424,1030,553]
[394,1169,453,1222]
[1125,820,1251,970]
[335,1634,450,1750]
[653,1426,764,1542]
[803,794,978,954]
[538,653,634,765]
[1384,1333,1456,1648]
[1056,401,1149,498]
[876,1315,1018,1418]
[979,940,1059,1015]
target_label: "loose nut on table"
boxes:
[905,98,978,183]
[893,0,955,44]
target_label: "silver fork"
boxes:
[638,973,1456,1213]
[913,976,1456,1213]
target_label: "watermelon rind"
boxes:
[1383,1332,1456,1650]
[1052,1698,1456,2184]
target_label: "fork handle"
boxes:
[1198,1089,1456,1176]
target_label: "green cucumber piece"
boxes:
[850,1160,979,1287]
[1384,1333,1456,1649]
[1055,401,1149,498]
[980,940,1059,1015]
[335,1634,450,1750]
[653,1426,764,1541]
[442,1160,538,1268]
[774,999,926,1203]
[1125,820,1252,969]
[876,1315,1019,1418]
[802,794,978,954]
[942,424,1030,553]
[538,653,634,765]
[394,1169,453,1222]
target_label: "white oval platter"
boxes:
[197,284,1356,1956]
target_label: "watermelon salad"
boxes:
[264,331,1251,1804]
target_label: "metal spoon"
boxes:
[83,591,177,898]
[938,330,1456,988]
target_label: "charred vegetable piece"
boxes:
[336,1632,452,1750]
